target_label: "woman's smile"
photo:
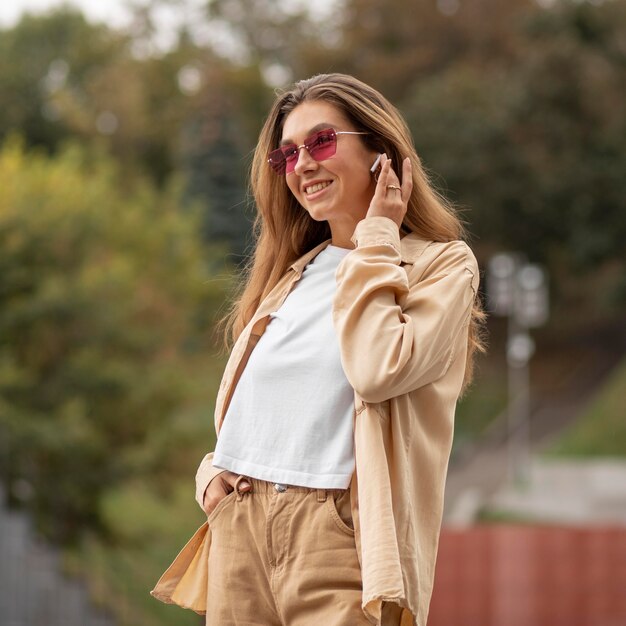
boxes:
[304,179,334,199]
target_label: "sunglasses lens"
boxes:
[268,149,285,174]
[283,145,299,174]
[307,129,337,162]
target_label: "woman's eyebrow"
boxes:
[280,123,334,146]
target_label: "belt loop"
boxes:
[317,488,327,503]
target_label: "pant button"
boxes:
[274,483,287,492]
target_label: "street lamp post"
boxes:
[487,253,549,485]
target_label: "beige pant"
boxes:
[205,476,403,626]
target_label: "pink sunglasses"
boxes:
[268,128,367,175]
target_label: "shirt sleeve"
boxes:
[332,216,479,403]
[195,452,228,511]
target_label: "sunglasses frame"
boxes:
[268,128,368,175]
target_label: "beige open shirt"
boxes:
[151,216,479,626]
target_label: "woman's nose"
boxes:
[293,146,318,175]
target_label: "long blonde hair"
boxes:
[217,73,486,392]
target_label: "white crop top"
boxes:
[212,244,355,488]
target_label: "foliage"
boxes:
[454,359,508,450]
[2,1,625,291]
[399,0,626,305]
[0,8,126,151]
[63,479,207,626]
[0,137,227,543]
[59,349,227,625]
[546,356,626,458]
[179,61,269,255]
[0,7,256,256]
[333,0,535,101]
[0,0,624,539]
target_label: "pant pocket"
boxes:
[326,489,355,536]
[206,489,237,526]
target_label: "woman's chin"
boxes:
[304,205,334,222]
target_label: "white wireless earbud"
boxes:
[370,154,383,174]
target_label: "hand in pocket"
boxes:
[202,471,251,516]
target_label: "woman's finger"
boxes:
[224,472,251,491]
[373,153,391,200]
[401,157,413,203]
[381,159,403,201]
[382,155,403,189]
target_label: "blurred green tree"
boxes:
[401,0,626,305]
[0,138,226,543]
[270,0,534,100]
[0,6,261,256]
[0,8,126,153]
[205,0,325,82]
[2,0,624,304]
[179,61,272,258]
[0,7,198,186]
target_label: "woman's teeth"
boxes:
[305,181,331,194]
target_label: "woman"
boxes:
[151,73,486,626]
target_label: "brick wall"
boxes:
[429,524,626,626]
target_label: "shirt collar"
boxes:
[289,231,432,276]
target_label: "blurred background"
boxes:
[0,0,624,624]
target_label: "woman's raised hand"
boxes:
[366,153,412,228]
[202,470,251,516]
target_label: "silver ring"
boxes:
[386,184,401,192]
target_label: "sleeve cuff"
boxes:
[194,453,227,510]
[349,216,401,250]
